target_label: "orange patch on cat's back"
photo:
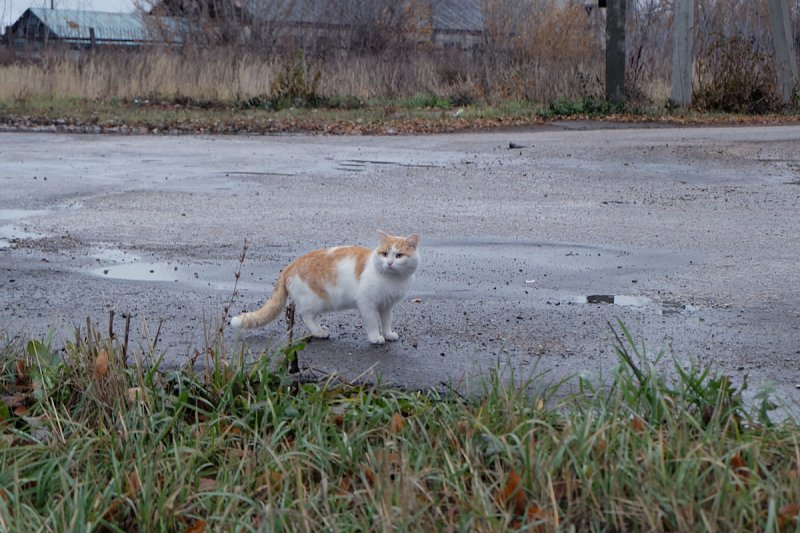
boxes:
[284,246,371,301]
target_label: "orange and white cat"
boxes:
[231,231,420,344]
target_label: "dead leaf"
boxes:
[13,405,28,417]
[266,470,282,490]
[778,503,800,527]
[630,416,646,432]
[527,504,548,523]
[127,470,141,496]
[338,474,352,495]
[14,360,32,391]
[102,497,125,522]
[183,519,206,533]
[94,349,109,379]
[363,467,377,485]
[220,424,243,436]
[730,454,749,478]
[497,469,528,516]
[552,477,580,501]
[15,359,27,379]
[198,478,217,491]
[126,387,147,404]
[526,505,543,519]
[390,412,405,434]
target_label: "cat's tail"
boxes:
[230,271,288,330]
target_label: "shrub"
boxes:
[268,51,322,109]
[694,33,780,113]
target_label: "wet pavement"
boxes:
[1,124,799,411]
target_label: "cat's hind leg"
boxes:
[300,312,330,339]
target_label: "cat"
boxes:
[231,231,420,344]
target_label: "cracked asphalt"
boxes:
[1,123,799,411]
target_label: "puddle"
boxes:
[0,209,50,248]
[577,294,693,315]
[0,209,49,221]
[93,261,187,283]
[88,247,253,291]
[91,247,135,263]
[0,225,47,249]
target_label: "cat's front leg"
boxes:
[358,302,385,344]
[379,306,398,341]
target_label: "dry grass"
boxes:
[0,47,605,105]
[1,0,797,114]
[0,49,276,101]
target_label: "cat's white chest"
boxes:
[358,268,410,307]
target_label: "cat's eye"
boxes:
[379,251,388,257]
[396,253,404,258]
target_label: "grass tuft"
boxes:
[0,322,798,531]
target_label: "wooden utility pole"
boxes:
[767,0,799,104]
[670,0,694,106]
[605,0,627,104]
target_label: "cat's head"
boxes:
[373,231,420,277]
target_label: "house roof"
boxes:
[13,7,184,44]
[246,0,484,34]
[431,0,483,33]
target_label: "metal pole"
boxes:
[605,0,627,104]
[767,0,799,104]
[670,0,694,106]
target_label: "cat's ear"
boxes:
[377,230,390,242]
[406,233,420,249]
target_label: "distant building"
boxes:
[3,1,486,51]
[152,0,486,51]
[4,7,185,48]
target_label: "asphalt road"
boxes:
[1,124,799,410]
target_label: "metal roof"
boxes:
[17,7,184,44]
[249,0,484,34]
[431,0,483,33]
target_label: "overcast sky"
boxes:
[2,0,138,28]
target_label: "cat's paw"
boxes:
[383,331,399,341]
[368,333,386,345]
[311,329,330,339]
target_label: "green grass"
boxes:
[1,321,799,531]
[0,95,550,134]
[4,94,799,137]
